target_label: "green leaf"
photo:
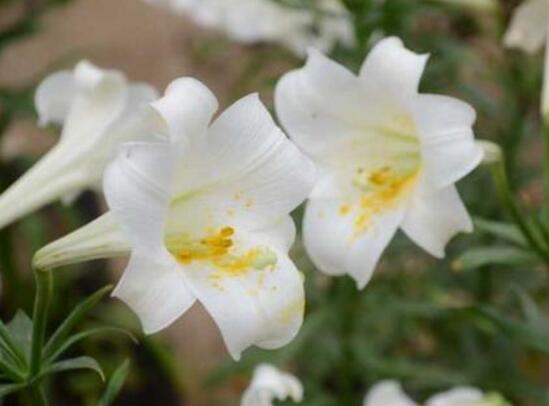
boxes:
[0,311,30,372]
[514,289,543,325]
[6,311,32,362]
[97,359,130,406]
[43,285,112,360]
[40,356,105,381]
[45,327,136,364]
[474,217,527,246]
[472,307,549,355]
[452,246,538,271]
[0,382,25,398]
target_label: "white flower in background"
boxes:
[504,0,547,54]
[34,78,316,360]
[144,0,354,56]
[364,381,510,406]
[504,0,549,115]
[241,364,303,406]
[0,61,158,229]
[276,37,483,288]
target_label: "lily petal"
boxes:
[182,227,304,360]
[401,183,472,258]
[167,93,316,232]
[113,251,196,334]
[34,70,75,126]
[60,61,128,146]
[425,387,483,406]
[363,381,418,406]
[275,48,369,159]
[504,0,548,54]
[359,37,428,111]
[104,140,198,333]
[303,197,406,288]
[413,94,483,188]
[104,140,176,251]
[149,77,218,143]
[242,364,303,406]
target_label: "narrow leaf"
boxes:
[473,307,549,355]
[0,312,29,369]
[44,285,112,359]
[452,246,538,271]
[514,289,543,324]
[6,311,32,362]
[46,327,136,364]
[40,356,105,381]
[474,217,527,246]
[0,382,26,398]
[97,359,130,406]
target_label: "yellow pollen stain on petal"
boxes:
[279,298,305,325]
[342,166,419,239]
[339,204,351,216]
[166,227,278,290]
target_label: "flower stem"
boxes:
[30,269,52,377]
[543,119,549,224]
[492,160,549,265]
[28,384,49,406]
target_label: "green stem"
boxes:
[543,120,549,223]
[30,269,52,377]
[492,160,549,265]
[28,384,48,406]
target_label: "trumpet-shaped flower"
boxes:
[144,0,354,56]
[241,364,303,406]
[504,0,549,115]
[275,37,483,288]
[34,78,316,360]
[0,61,158,229]
[363,381,510,406]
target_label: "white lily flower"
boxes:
[34,78,316,360]
[144,0,354,56]
[504,0,549,115]
[0,60,158,229]
[241,364,303,406]
[364,381,509,406]
[275,37,483,288]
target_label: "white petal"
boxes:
[425,387,483,406]
[167,93,315,233]
[401,182,473,258]
[303,197,406,289]
[149,77,218,143]
[413,94,483,188]
[363,381,419,406]
[60,61,128,146]
[242,364,303,406]
[103,140,176,251]
[275,48,370,158]
[504,0,548,53]
[126,83,160,111]
[182,229,305,360]
[34,70,75,126]
[113,251,196,334]
[359,37,428,110]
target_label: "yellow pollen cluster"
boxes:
[168,227,277,281]
[340,166,418,238]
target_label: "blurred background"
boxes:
[0,0,548,405]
